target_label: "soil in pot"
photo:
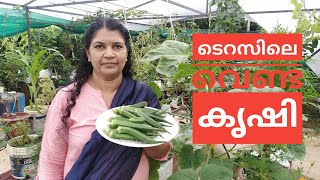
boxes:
[6,134,41,179]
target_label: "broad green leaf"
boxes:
[141,40,191,77]
[193,149,206,169]
[208,159,234,170]
[170,139,184,154]
[141,40,190,62]
[302,20,311,29]
[156,57,180,77]
[147,81,162,99]
[178,144,193,169]
[148,157,160,180]
[311,24,320,33]
[173,64,199,80]
[198,164,233,180]
[167,168,198,180]
[270,163,294,180]
[286,143,306,160]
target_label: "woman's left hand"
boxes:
[144,141,172,160]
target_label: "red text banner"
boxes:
[192,92,302,144]
[192,34,302,60]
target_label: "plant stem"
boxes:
[222,144,231,159]
[205,145,211,165]
[304,161,315,177]
[194,65,211,93]
[215,144,237,158]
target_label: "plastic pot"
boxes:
[6,134,41,179]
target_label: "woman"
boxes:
[36,17,171,180]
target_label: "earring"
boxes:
[125,59,128,61]
[88,59,91,62]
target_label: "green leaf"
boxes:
[167,168,198,180]
[13,50,30,67]
[302,20,311,29]
[148,157,161,180]
[156,57,179,77]
[286,143,306,160]
[311,24,320,33]
[173,64,199,80]
[198,164,233,180]
[147,81,162,99]
[193,149,206,169]
[305,46,315,53]
[178,144,194,169]
[312,38,318,48]
[141,40,190,62]
[208,159,234,170]
[270,163,294,180]
[211,66,222,74]
[141,40,191,77]
[257,144,264,154]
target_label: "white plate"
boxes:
[96,106,179,148]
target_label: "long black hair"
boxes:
[61,17,133,126]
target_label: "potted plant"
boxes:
[7,49,63,133]
[4,120,41,179]
[0,91,31,141]
[37,77,57,107]
[0,112,31,139]
[31,77,57,133]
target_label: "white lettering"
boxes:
[198,44,211,55]
[212,44,223,55]
[198,98,297,138]
[197,39,297,56]
[224,44,237,55]
[282,44,297,55]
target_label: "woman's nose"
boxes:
[104,47,115,58]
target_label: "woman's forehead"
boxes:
[91,28,125,44]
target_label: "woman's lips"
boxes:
[101,62,117,67]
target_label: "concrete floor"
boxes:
[291,136,320,180]
[0,148,10,176]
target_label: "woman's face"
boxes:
[86,28,128,81]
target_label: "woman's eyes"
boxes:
[93,44,124,50]
[114,44,123,49]
[94,45,104,49]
